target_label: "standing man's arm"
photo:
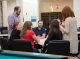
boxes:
[8,16,14,28]
[8,15,14,33]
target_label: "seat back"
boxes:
[0,38,8,50]
[12,39,33,52]
[78,40,80,51]
[0,27,8,39]
[46,40,70,55]
[0,27,8,34]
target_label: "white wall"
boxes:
[23,0,39,27]
[7,0,23,21]
[16,0,23,21]
[7,0,39,25]
[2,1,8,27]
[0,1,2,27]
[73,0,80,27]
[3,0,39,27]
[7,0,16,16]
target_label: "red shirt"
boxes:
[21,30,35,48]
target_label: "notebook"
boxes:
[38,38,47,45]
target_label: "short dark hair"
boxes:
[38,20,43,23]
[14,6,20,11]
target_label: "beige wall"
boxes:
[16,0,23,21]
[2,0,80,27]
[73,0,80,27]
[2,1,8,27]
[7,0,16,16]
[2,0,23,27]
[0,2,2,27]
[7,0,23,21]
[39,0,73,12]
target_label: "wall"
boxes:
[7,0,16,16]
[2,0,80,27]
[2,0,16,27]
[2,1,8,27]
[39,0,80,27]
[73,0,80,27]
[16,0,23,21]
[3,0,39,27]
[39,0,73,22]
[0,1,2,27]
[2,0,23,27]
[40,0,73,12]
[7,0,23,21]
[23,0,39,27]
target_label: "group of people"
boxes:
[8,6,78,56]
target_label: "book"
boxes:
[38,38,47,45]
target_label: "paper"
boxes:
[0,45,1,50]
[38,38,47,45]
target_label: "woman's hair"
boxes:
[13,22,19,30]
[21,21,32,36]
[49,20,59,33]
[62,6,75,21]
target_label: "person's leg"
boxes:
[35,44,42,49]
[33,48,40,53]
[41,45,47,53]
[69,52,79,57]
[34,44,43,53]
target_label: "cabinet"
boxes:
[41,12,62,34]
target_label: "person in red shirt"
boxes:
[20,21,38,48]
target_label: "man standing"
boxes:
[8,6,21,34]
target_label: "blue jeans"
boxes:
[33,48,39,53]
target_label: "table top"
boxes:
[0,34,10,36]
[77,31,80,34]
[0,50,78,59]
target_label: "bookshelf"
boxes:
[41,12,62,34]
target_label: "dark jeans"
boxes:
[33,44,43,53]
[41,45,47,53]
[69,53,79,57]
[33,48,40,53]
[34,44,42,49]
